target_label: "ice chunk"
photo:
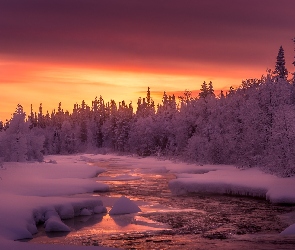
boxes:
[109,196,141,215]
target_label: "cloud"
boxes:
[1,0,294,120]
[0,0,294,73]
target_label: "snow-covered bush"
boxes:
[0,105,44,162]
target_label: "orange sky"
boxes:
[0,58,273,121]
[0,0,295,121]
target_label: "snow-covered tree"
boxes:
[136,87,155,118]
[199,81,209,98]
[273,46,288,80]
[1,105,29,161]
[0,104,44,162]
[208,81,215,97]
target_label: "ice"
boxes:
[109,196,142,215]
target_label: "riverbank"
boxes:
[0,154,115,250]
[1,153,295,249]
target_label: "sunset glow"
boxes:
[0,59,268,121]
[1,0,295,121]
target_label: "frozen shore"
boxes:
[1,153,295,250]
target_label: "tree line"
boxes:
[1,43,295,177]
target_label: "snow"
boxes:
[94,205,108,214]
[86,154,295,205]
[0,154,114,250]
[280,224,295,235]
[1,152,295,250]
[80,208,92,216]
[168,167,295,203]
[88,154,295,235]
[109,196,142,215]
[44,216,71,232]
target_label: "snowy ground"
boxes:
[0,155,116,250]
[0,153,295,250]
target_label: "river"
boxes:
[29,158,295,249]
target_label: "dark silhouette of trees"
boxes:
[273,46,288,80]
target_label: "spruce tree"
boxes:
[199,81,209,98]
[208,81,215,97]
[292,38,295,83]
[273,46,288,80]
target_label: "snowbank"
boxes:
[0,154,112,249]
[167,167,295,204]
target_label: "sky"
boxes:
[0,0,295,121]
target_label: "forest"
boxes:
[1,45,295,177]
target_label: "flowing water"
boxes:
[29,159,295,249]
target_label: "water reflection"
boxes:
[30,212,170,245]
[64,213,104,231]
[69,213,170,235]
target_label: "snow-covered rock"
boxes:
[109,196,141,215]
[57,204,75,219]
[80,208,92,216]
[45,217,71,232]
[94,205,107,214]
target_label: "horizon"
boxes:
[1,0,295,121]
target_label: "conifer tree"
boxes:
[208,81,215,97]
[273,46,288,80]
[292,38,295,83]
[199,81,209,98]
[136,87,155,117]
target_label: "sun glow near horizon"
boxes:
[0,58,269,122]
